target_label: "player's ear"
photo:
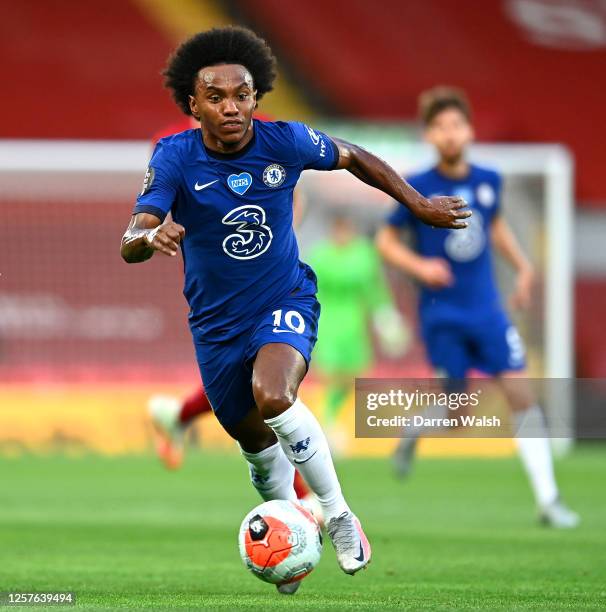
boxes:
[188,95,199,119]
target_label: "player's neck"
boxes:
[201,123,255,155]
[436,158,470,180]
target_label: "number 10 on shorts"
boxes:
[272,309,306,334]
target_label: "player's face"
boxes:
[189,64,257,147]
[425,108,474,164]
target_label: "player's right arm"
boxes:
[375,225,453,288]
[120,140,184,263]
[120,214,185,263]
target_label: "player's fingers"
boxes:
[454,209,472,218]
[158,234,178,248]
[157,237,179,254]
[432,277,451,288]
[165,229,182,242]
[449,220,469,229]
[157,244,178,257]
[451,200,469,210]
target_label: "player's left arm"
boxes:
[332,137,470,229]
[491,215,535,309]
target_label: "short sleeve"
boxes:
[133,141,180,221]
[287,122,339,171]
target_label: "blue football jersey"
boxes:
[134,120,338,341]
[386,164,503,322]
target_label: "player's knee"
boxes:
[252,380,296,420]
[500,378,534,412]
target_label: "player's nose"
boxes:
[222,98,239,115]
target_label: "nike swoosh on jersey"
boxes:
[194,179,219,191]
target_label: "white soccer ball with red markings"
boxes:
[238,499,323,585]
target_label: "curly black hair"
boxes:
[163,26,277,116]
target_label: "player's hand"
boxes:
[416,257,454,289]
[145,221,185,257]
[416,196,471,229]
[510,266,534,310]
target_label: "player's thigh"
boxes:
[495,370,536,412]
[422,322,472,379]
[251,343,307,418]
[247,286,320,419]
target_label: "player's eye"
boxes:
[238,93,249,101]
[208,95,221,103]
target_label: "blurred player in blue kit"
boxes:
[376,87,579,528]
[120,28,470,592]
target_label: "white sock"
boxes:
[514,405,559,507]
[240,441,297,502]
[265,398,349,522]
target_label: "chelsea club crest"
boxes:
[263,164,286,188]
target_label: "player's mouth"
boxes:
[221,120,243,132]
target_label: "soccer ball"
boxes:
[238,499,323,585]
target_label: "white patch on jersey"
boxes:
[305,126,327,157]
[506,325,526,367]
[140,166,155,195]
[263,164,286,187]
[306,126,320,145]
[454,186,474,204]
[444,213,486,262]
[477,182,496,207]
[221,205,273,260]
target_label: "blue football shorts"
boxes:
[421,308,526,379]
[191,267,320,429]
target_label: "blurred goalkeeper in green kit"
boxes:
[308,214,409,448]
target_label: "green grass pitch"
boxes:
[1,446,604,610]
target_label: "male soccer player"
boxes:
[376,87,579,528]
[120,27,469,591]
[146,116,318,511]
